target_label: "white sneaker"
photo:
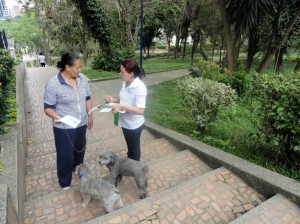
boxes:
[62,186,70,190]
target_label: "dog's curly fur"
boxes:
[98,150,149,199]
[75,163,123,212]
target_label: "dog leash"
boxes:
[63,123,88,153]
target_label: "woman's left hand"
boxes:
[111,103,123,112]
[87,115,93,129]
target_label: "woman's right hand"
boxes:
[53,115,61,123]
[105,95,114,103]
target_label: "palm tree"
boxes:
[218,0,273,73]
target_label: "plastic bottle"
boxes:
[114,112,119,126]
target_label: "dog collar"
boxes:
[79,172,88,179]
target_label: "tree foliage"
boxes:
[0,13,42,54]
[71,0,110,48]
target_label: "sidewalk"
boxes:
[23,66,300,223]
[89,68,191,101]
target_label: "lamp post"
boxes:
[139,0,143,68]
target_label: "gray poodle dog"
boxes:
[75,163,123,212]
[98,150,149,199]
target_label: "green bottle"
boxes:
[114,112,119,126]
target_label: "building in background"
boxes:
[0,0,9,20]
[5,0,23,18]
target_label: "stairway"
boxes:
[23,72,300,224]
[24,112,300,224]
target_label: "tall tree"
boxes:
[257,1,300,73]
[156,1,185,58]
[71,0,111,55]
[218,0,273,73]
[218,0,237,74]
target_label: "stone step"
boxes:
[88,167,266,224]
[24,150,212,223]
[229,194,300,224]
[26,128,156,158]
[25,138,180,201]
[114,150,212,204]
[26,131,159,175]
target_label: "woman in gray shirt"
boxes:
[44,52,93,190]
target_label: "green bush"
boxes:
[91,47,135,71]
[231,71,253,96]
[176,76,237,133]
[190,59,230,84]
[255,72,300,162]
[0,50,16,134]
[206,102,260,150]
[190,60,252,97]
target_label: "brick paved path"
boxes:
[23,67,300,224]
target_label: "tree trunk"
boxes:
[82,27,88,66]
[199,33,208,61]
[200,47,208,61]
[212,40,216,61]
[274,47,285,73]
[43,30,51,66]
[174,30,180,59]
[218,0,236,76]
[257,7,300,73]
[183,36,187,60]
[294,59,300,72]
[167,39,171,58]
[246,31,259,72]
[191,33,200,65]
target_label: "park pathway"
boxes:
[23,66,300,224]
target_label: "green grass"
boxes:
[81,68,118,79]
[142,57,195,73]
[145,79,196,136]
[81,56,197,79]
[145,78,300,181]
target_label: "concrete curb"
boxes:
[229,194,284,224]
[0,64,28,224]
[0,184,18,224]
[144,120,300,206]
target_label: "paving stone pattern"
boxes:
[23,67,300,224]
[90,168,265,224]
[251,198,300,224]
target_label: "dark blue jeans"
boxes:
[122,123,144,161]
[53,124,87,188]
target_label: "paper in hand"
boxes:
[58,115,81,128]
[88,103,126,115]
[88,103,113,114]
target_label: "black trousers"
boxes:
[122,123,144,161]
[53,124,87,188]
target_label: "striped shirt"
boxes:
[44,72,91,129]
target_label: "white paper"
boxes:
[98,103,113,112]
[88,103,126,114]
[58,115,81,128]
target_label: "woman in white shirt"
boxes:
[105,58,147,161]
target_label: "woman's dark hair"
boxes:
[121,58,145,79]
[57,52,80,72]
